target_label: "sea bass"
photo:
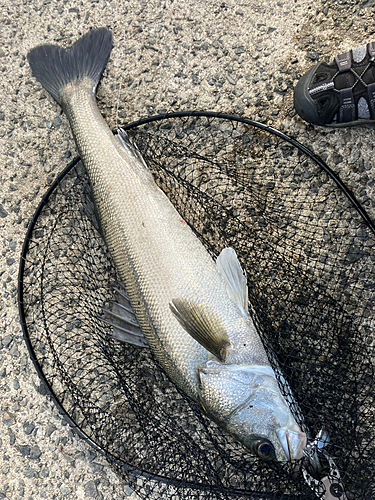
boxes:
[27,29,307,462]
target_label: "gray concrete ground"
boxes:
[1,0,375,498]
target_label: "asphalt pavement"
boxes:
[1,1,375,498]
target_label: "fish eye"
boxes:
[251,438,276,460]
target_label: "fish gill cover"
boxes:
[19,114,375,500]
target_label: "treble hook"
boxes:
[302,428,347,500]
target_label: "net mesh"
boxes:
[19,114,375,500]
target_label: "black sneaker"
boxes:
[294,42,375,127]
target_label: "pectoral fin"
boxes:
[170,298,230,361]
[216,247,249,315]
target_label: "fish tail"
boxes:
[27,28,113,105]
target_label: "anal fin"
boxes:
[99,285,148,348]
[116,128,149,169]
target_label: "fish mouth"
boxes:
[276,428,307,461]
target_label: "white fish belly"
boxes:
[62,83,269,399]
[61,85,221,397]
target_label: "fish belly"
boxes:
[61,82,229,398]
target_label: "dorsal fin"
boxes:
[170,299,230,362]
[99,285,148,348]
[216,247,249,315]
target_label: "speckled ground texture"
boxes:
[1,0,375,499]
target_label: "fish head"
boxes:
[197,361,307,461]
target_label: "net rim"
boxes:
[17,111,373,496]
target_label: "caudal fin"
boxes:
[27,28,113,105]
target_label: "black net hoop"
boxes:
[18,112,375,500]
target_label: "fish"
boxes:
[27,28,307,462]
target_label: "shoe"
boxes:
[294,42,375,127]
